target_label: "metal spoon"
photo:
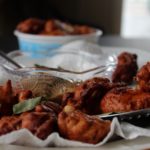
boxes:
[0,51,22,68]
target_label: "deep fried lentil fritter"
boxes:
[21,112,57,140]
[15,90,32,102]
[100,87,150,113]
[0,112,57,139]
[58,105,111,144]
[64,77,126,115]
[73,25,94,34]
[16,18,94,35]
[40,19,66,35]
[63,78,110,114]
[0,116,21,136]
[136,62,150,92]
[44,19,57,33]
[0,80,33,116]
[112,52,138,84]
[0,80,18,116]
[17,18,45,34]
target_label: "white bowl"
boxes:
[14,29,102,56]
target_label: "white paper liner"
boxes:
[0,118,149,147]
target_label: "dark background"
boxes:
[0,0,122,36]
[0,0,123,52]
[0,1,150,55]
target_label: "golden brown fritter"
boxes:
[21,112,57,140]
[0,80,33,116]
[0,80,18,116]
[0,112,57,139]
[16,18,94,35]
[16,18,45,34]
[0,116,21,136]
[44,19,57,33]
[73,25,94,34]
[40,19,66,36]
[112,52,138,84]
[58,105,111,144]
[100,87,150,113]
[136,62,150,92]
[15,90,33,102]
[63,77,109,114]
[64,77,126,115]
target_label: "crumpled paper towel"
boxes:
[0,118,150,147]
[59,40,103,55]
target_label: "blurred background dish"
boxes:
[14,28,102,55]
[14,18,102,55]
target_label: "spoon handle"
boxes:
[0,51,22,68]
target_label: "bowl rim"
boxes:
[14,28,103,40]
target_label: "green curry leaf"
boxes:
[13,97,43,114]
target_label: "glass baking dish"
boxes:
[3,49,150,127]
[5,49,116,81]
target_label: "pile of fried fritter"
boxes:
[16,18,94,35]
[0,51,150,144]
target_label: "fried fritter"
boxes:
[21,112,57,140]
[0,80,18,116]
[100,87,150,113]
[44,19,57,33]
[58,105,111,144]
[64,77,126,115]
[17,18,45,34]
[0,112,57,139]
[73,25,94,34]
[0,80,34,116]
[136,62,150,92]
[40,20,66,36]
[16,18,94,35]
[15,90,33,102]
[63,78,109,114]
[0,116,21,136]
[112,52,138,84]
